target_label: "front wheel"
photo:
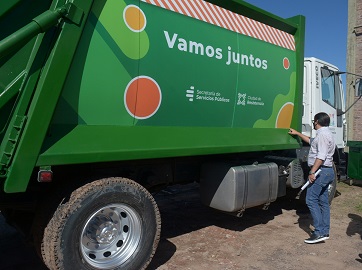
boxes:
[41,177,161,270]
[294,163,337,205]
[328,164,338,204]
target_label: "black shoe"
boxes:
[304,234,328,244]
[310,230,329,239]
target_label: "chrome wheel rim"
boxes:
[328,183,333,195]
[80,204,142,269]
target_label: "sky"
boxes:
[244,0,348,88]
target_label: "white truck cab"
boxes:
[302,57,347,180]
[303,57,347,149]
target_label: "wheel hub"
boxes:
[96,221,119,244]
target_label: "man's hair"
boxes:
[314,112,330,127]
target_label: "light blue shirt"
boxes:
[308,127,335,167]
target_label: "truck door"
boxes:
[318,64,346,149]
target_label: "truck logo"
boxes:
[185,86,230,103]
[186,86,195,101]
[237,93,246,106]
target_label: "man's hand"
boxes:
[308,173,316,183]
[288,128,299,135]
[288,128,311,145]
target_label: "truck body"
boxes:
[0,1,346,269]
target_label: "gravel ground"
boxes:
[0,180,361,270]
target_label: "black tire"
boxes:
[294,163,337,205]
[328,164,338,204]
[41,177,161,270]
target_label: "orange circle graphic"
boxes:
[283,57,290,70]
[276,103,294,128]
[123,5,146,32]
[124,76,162,119]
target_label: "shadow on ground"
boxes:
[147,183,310,269]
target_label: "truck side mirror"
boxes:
[356,78,362,96]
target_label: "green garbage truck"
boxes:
[0,0,347,269]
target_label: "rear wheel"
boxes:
[41,177,161,270]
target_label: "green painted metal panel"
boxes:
[2,0,94,192]
[1,0,305,192]
[0,0,52,139]
[53,0,301,128]
[45,0,304,165]
[347,141,362,180]
[37,126,298,166]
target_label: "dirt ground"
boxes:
[0,180,361,270]
[147,180,362,270]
